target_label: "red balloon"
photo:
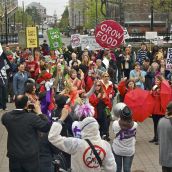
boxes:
[95,20,124,48]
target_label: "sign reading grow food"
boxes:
[95,20,124,48]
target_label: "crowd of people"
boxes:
[0,40,172,172]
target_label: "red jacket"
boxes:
[89,93,112,118]
[101,81,115,99]
[151,89,165,115]
[118,80,127,97]
[85,76,94,92]
[26,61,39,79]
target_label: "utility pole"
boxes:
[5,0,8,45]
[150,1,154,31]
[22,1,24,30]
[78,11,80,33]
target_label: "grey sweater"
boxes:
[158,117,172,167]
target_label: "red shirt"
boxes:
[26,61,39,79]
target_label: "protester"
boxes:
[13,63,29,97]
[136,42,149,65]
[48,106,116,172]
[112,106,137,172]
[0,52,11,110]
[130,62,146,89]
[150,75,165,145]
[1,95,50,172]
[122,47,133,79]
[89,80,112,139]
[118,78,136,101]
[158,101,172,172]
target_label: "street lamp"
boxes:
[150,2,154,31]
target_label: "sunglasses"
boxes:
[104,75,109,77]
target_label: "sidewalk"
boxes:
[0,104,161,172]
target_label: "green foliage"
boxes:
[84,0,106,29]
[58,6,69,32]
[15,7,34,26]
[25,6,42,25]
[153,0,172,12]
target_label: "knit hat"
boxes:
[120,106,132,118]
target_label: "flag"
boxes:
[0,52,11,85]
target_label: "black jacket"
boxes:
[1,110,51,160]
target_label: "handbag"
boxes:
[85,139,102,167]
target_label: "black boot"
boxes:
[149,137,156,143]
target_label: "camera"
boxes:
[28,103,35,110]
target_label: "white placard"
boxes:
[0,43,3,56]
[145,32,157,40]
[123,27,130,39]
[166,48,172,70]
[71,34,81,48]
[81,36,102,51]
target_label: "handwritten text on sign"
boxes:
[166,48,172,70]
[26,27,38,48]
[95,20,124,48]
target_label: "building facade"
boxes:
[27,2,47,21]
[0,0,18,33]
[108,0,169,34]
[68,0,84,31]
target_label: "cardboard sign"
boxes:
[95,20,124,48]
[71,34,81,48]
[145,32,157,40]
[47,28,62,50]
[123,27,130,40]
[166,48,172,70]
[81,36,102,50]
[26,27,38,48]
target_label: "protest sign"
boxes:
[81,36,102,50]
[71,34,81,48]
[166,48,172,70]
[26,27,38,48]
[47,28,62,50]
[95,20,124,48]
[145,32,157,40]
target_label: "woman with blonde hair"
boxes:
[122,47,133,79]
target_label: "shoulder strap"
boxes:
[85,139,102,167]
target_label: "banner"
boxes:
[81,36,102,51]
[47,28,62,50]
[26,27,38,48]
[166,48,172,70]
[95,20,124,48]
[145,32,157,40]
[71,34,81,48]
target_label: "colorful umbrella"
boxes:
[160,80,172,112]
[124,88,154,122]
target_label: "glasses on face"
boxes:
[104,75,109,78]
[96,85,101,87]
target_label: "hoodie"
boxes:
[48,117,116,172]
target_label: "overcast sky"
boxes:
[18,0,69,17]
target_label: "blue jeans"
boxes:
[114,153,134,172]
